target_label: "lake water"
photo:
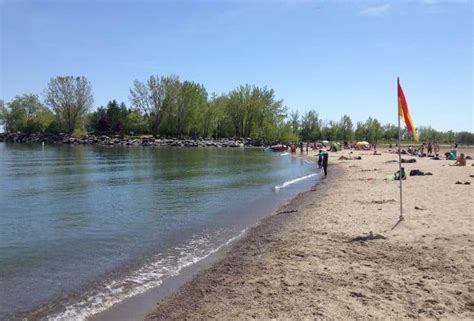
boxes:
[0,144,319,320]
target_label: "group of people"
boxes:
[406,142,440,157]
[315,142,467,179]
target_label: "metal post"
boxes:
[397,77,403,220]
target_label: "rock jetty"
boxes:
[0,133,261,148]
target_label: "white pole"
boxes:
[397,77,403,220]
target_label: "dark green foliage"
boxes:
[455,131,474,145]
[85,102,144,136]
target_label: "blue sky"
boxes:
[1,0,472,131]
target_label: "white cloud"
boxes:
[358,3,391,16]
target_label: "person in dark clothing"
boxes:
[318,150,323,168]
[322,151,329,177]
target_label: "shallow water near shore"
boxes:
[0,143,318,320]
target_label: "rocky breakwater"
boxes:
[0,133,259,148]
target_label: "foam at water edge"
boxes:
[274,173,318,191]
[47,228,248,321]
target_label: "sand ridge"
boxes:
[146,149,474,320]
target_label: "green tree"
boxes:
[44,76,93,134]
[354,121,367,141]
[106,100,129,135]
[0,94,54,133]
[338,114,353,143]
[225,85,285,140]
[300,110,321,142]
[129,75,180,135]
[125,110,148,135]
[365,117,383,144]
[382,123,398,142]
[455,131,474,145]
[206,94,231,138]
[278,121,299,143]
[289,110,300,136]
[175,81,208,137]
[321,120,340,142]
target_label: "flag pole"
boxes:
[397,77,404,220]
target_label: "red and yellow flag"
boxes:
[398,78,418,142]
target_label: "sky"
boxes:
[1,0,472,131]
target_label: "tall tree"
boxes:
[129,75,179,135]
[176,81,208,136]
[44,76,93,133]
[338,114,353,143]
[225,85,285,140]
[106,100,128,134]
[365,117,383,144]
[206,94,231,138]
[300,110,321,142]
[289,110,300,136]
[354,121,367,141]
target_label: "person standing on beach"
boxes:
[451,142,458,158]
[322,151,329,177]
[318,150,324,168]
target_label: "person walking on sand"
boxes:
[318,151,329,178]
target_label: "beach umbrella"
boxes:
[356,141,369,146]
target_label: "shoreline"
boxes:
[145,149,473,320]
[88,152,325,321]
[6,149,320,321]
[144,160,340,320]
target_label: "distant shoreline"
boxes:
[2,133,472,150]
[0,133,261,148]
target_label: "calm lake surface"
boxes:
[0,144,318,320]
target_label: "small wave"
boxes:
[47,228,248,321]
[279,152,289,156]
[274,173,317,191]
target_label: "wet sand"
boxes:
[146,148,473,320]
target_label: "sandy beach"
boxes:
[146,148,473,320]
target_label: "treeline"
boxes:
[1,75,473,145]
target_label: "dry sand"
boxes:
[146,148,474,320]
